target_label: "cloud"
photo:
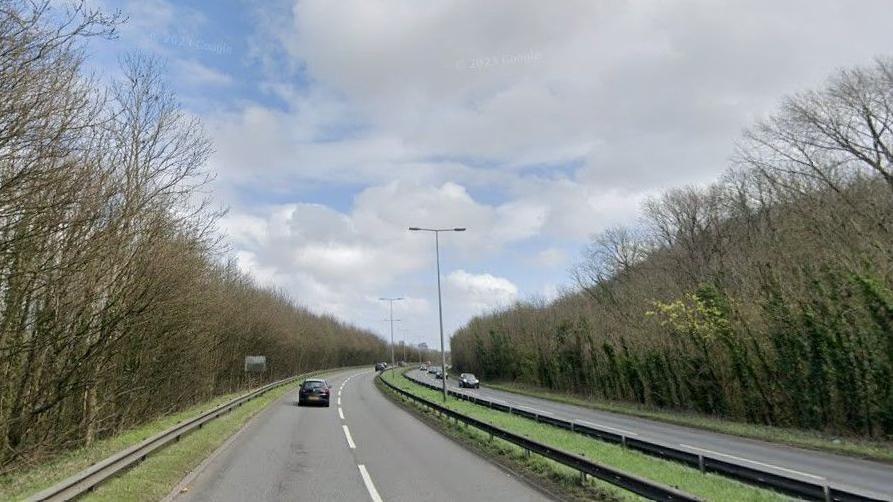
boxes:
[446,270,519,315]
[220,179,544,339]
[255,0,893,190]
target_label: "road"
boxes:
[406,369,893,500]
[174,369,549,502]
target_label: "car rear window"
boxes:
[303,381,326,389]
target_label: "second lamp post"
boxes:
[379,297,403,367]
[409,226,465,401]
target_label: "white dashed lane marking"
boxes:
[343,424,356,449]
[358,464,383,502]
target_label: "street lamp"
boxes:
[409,226,466,401]
[379,297,403,366]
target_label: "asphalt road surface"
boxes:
[407,369,893,500]
[175,369,549,502]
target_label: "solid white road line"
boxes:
[678,444,825,480]
[357,465,383,502]
[342,425,356,449]
[338,397,342,406]
[339,407,345,420]
[575,420,639,437]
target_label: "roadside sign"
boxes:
[244,355,267,373]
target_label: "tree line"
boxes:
[452,56,893,438]
[0,1,388,469]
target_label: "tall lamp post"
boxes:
[379,297,403,366]
[409,226,465,401]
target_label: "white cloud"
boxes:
[446,270,519,316]
[277,0,893,183]
[220,179,543,340]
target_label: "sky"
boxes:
[86,0,893,350]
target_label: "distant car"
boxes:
[458,373,480,388]
[434,369,446,380]
[298,379,331,407]
[419,364,428,371]
[427,366,438,374]
[375,362,388,371]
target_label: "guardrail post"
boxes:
[698,454,704,473]
[621,435,626,448]
[580,471,587,485]
[823,485,831,502]
[570,421,575,432]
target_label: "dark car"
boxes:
[375,362,387,371]
[434,368,446,380]
[298,378,331,407]
[427,366,438,374]
[458,373,480,388]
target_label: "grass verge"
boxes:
[487,381,893,464]
[1,369,337,501]
[383,370,786,502]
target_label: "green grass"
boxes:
[1,393,244,501]
[383,370,786,502]
[487,381,893,463]
[1,369,337,501]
